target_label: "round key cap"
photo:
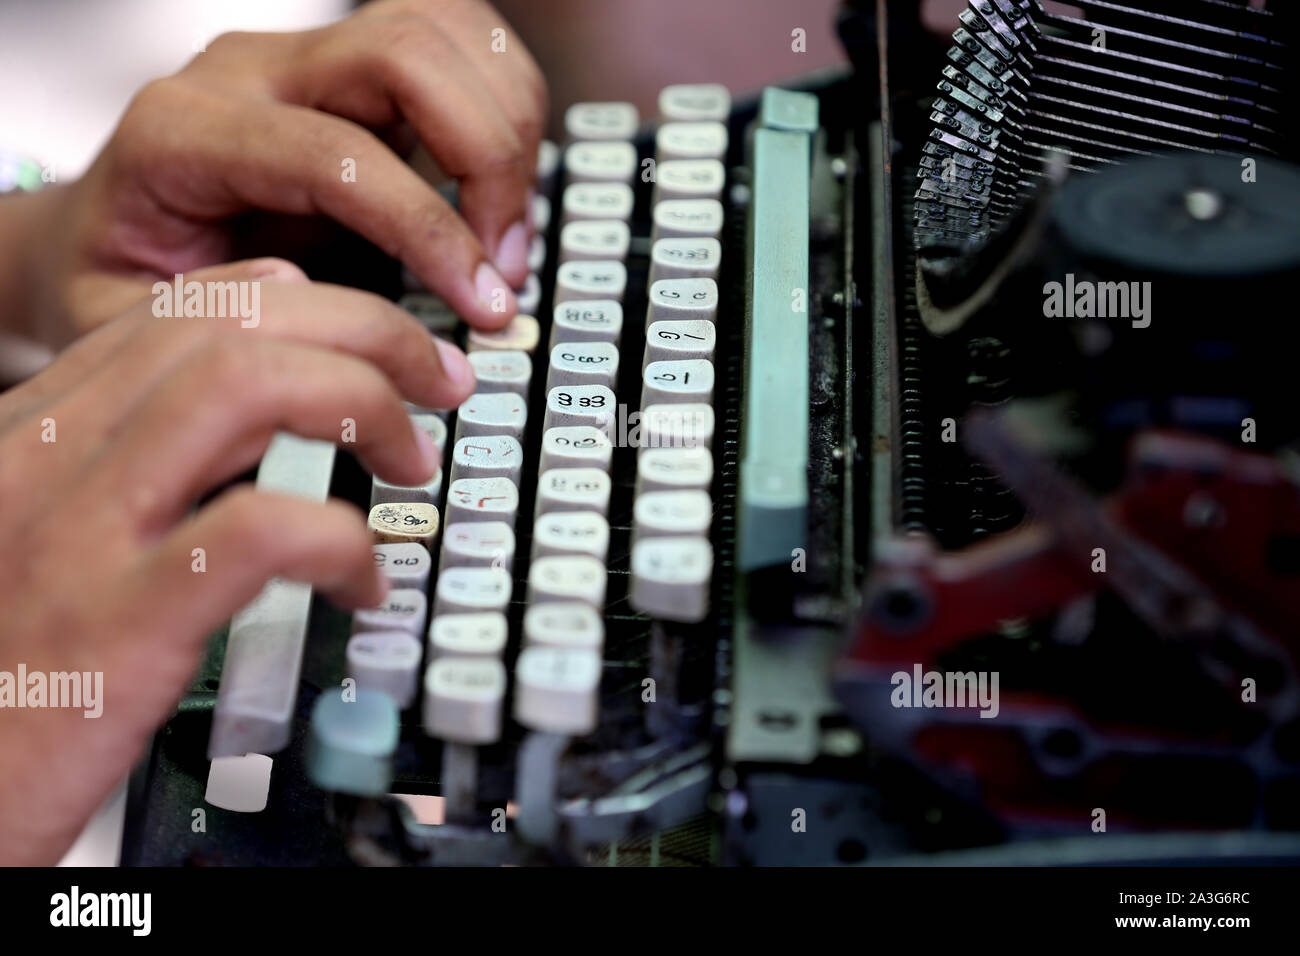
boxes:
[445,477,519,526]
[523,602,604,651]
[532,510,610,561]
[532,193,552,233]
[565,101,638,141]
[656,121,728,161]
[649,237,721,283]
[540,426,613,473]
[306,691,399,796]
[468,314,540,354]
[423,657,506,744]
[651,199,724,242]
[369,502,440,550]
[544,384,616,432]
[346,630,422,708]
[644,320,716,366]
[562,182,634,223]
[428,612,508,659]
[636,447,714,494]
[527,555,607,607]
[630,536,713,622]
[435,566,513,615]
[642,359,714,406]
[467,350,532,397]
[410,413,448,456]
[555,259,627,304]
[639,403,715,451]
[659,83,731,122]
[559,219,631,263]
[564,141,637,184]
[536,468,612,517]
[647,277,718,324]
[536,139,560,185]
[454,392,527,442]
[373,542,431,590]
[450,435,523,484]
[516,272,541,315]
[528,233,547,272]
[352,588,427,638]
[440,520,516,571]
[653,159,726,203]
[634,490,713,538]
[545,341,620,392]
[550,299,623,348]
[513,647,603,734]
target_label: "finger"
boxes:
[85,338,445,531]
[285,16,533,285]
[127,487,386,651]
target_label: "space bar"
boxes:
[208,434,337,758]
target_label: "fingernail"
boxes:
[251,258,306,282]
[433,335,476,394]
[410,416,443,481]
[474,261,515,315]
[494,221,529,278]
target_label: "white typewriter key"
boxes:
[642,359,715,407]
[532,193,552,233]
[550,300,622,350]
[537,139,559,185]
[424,657,506,744]
[410,413,449,456]
[545,341,620,392]
[347,631,423,708]
[653,159,726,203]
[544,384,616,432]
[651,199,724,242]
[554,259,627,304]
[649,237,722,283]
[630,537,712,623]
[467,314,540,354]
[352,588,428,638]
[454,392,527,442]
[370,469,443,508]
[656,121,728,162]
[523,602,604,651]
[373,542,432,591]
[515,272,541,315]
[532,510,610,562]
[634,490,713,538]
[536,468,612,517]
[528,233,547,272]
[640,403,715,451]
[527,555,607,607]
[369,502,440,550]
[449,435,523,485]
[659,83,731,122]
[644,320,717,366]
[636,447,714,494]
[648,277,718,324]
[440,520,516,571]
[564,141,637,184]
[562,183,635,224]
[428,612,508,659]
[514,647,602,735]
[565,101,638,141]
[467,350,532,397]
[435,566,513,616]
[445,477,519,526]
[559,219,631,263]
[540,426,613,473]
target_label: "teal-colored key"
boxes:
[305,690,400,796]
[738,89,817,571]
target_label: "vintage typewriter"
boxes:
[123,0,1300,865]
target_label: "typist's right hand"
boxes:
[0,272,474,865]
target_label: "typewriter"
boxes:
[123,0,1300,866]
